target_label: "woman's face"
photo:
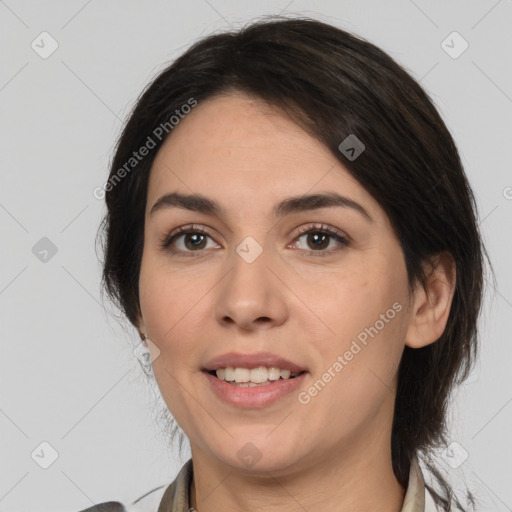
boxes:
[138,92,417,474]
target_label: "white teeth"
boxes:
[280,369,291,379]
[230,381,272,387]
[268,367,281,380]
[223,367,235,381]
[234,368,250,383]
[214,366,301,384]
[249,367,269,383]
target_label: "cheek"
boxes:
[305,257,407,382]
[304,296,406,437]
[139,260,195,363]
[296,261,391,339]
[139,248,201,331]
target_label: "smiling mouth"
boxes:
[204,368,307,387]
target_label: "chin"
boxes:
[211,435,305,475]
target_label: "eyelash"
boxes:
[159,223,350,258]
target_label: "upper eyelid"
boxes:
[294,223,347,238]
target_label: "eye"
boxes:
[289,224,350,257]
[160,223,350,257]
[160,224,219,254]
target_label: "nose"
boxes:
[214,238,289,331]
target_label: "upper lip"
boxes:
[203,352,307,373]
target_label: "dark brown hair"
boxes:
[96,15,494,511]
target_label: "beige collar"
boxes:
[401,456,427,512]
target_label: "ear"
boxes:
[404,251,457,349]
[136,314,148,346]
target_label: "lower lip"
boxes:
[203,371,307,408]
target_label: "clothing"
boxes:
[76,456,438,511]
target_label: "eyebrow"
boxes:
[149,191,374,223]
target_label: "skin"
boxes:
[137,92,456,512]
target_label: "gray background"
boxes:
[1,1,511,511]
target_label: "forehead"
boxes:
[146,93,382,224]
[152,92,327,172]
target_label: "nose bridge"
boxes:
[235,235,266,266]
[214,233,287,328]
[229,233,272,297]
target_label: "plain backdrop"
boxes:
[0,1,511,511]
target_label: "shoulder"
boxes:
[75,502,126,512]
[125,483,169,511]
[75,459,193,512]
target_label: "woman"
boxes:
[88,15,493,512]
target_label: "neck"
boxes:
[189,424,406,512]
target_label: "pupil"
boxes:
[310,233,328,250]
[186,233,206,250]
